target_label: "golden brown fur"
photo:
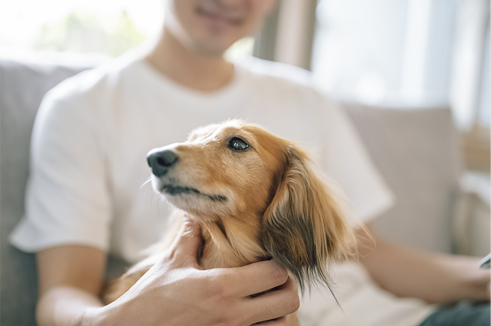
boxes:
[103,120,357,323]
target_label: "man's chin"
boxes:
[187,33,239,56]
[192,42,230,57]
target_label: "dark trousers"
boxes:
[419,301,490,326]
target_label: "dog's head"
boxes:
[148,120,356,290]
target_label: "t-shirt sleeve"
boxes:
[318,96,395,223]
[9,92,112,252]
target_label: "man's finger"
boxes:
[169,215,202,267]
[244,277,300,325]
[225,260,289,297]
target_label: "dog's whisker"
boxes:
[140,177,153,189]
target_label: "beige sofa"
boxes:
[1,56,488,325]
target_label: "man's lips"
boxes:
[161,184,227,202]
[196,6,242,26]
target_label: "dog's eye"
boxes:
[228,137,249,151]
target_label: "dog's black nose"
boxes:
[147,150,179,177]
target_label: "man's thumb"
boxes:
[170,215,203,267]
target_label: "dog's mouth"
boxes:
[161,184,227,202]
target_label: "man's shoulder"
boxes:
[236,57,314,89]
[44,51,142,106]
[236,57,328,108]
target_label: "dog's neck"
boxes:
[198,216,267,269]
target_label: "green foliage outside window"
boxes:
[33,10,148,57]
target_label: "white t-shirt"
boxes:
[10,52,434,325]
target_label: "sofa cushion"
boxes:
[344,104,463,254]
[0,58,95,326]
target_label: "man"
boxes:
[10,1,489,325]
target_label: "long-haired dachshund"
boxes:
[103,120,357,325]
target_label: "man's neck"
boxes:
[145,28,235,92]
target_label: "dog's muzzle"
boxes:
[147,149,179,177]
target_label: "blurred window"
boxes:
[312,0,490,129]
[0,0,163,57]
[0,1,253,59]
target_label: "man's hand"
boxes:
[358,224,491,304]
[451,255,490,302]
[88,217,300,326]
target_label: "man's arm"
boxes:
[36,245,106,326]
[358,224,490,304]
[35,217,300,326]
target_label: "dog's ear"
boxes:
[262,145,357,292]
